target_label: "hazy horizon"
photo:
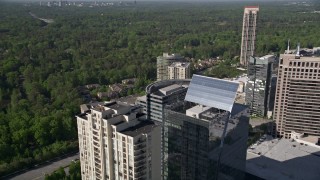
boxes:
[0,0,314,2]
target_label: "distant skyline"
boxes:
[0,0,314,2]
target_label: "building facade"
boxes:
[136,79,190,123]
[273,54,320,138]
[168,62,191,80]
[76,101,161,180]
[163,102,249,180]
[157,53,185,81]
[246,55,276,117]
[240,6,259,66]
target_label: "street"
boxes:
[5,153,79,180]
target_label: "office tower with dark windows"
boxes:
[240,6,259,66]
[163,75,249,180]
[246,55,276,117]
[273,53,320,138]
[157,53,186,81]
[136,79,190,123]
[76,101,161,180]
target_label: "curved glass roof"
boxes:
[185,75,239,112]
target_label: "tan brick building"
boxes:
[273,54,320,138]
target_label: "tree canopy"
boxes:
[0,0,319,176]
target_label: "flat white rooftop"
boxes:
[247,137,320,180]
[186,105,211,119]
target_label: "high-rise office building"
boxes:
[163,75,249,180]
[163,103,249,180]
[157,53,185,81]
[273,53,320,138]
[168,62,191,80]
[76,101,161,180]
[246,55,276,117]
[136,79,190,123]
[240,6,259,66]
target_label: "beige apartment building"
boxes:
[156,53,185,81]
[167,62,190,80]
[76,101,161,180]
[240,6,259,66]
[273,54,320,138]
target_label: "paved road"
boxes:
[249,118,272,128]
[6,154,79,180]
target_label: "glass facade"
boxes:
[163,102,249,180]
[246,56,275,117]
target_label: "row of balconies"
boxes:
[134,139,146,146]
[134,154,146,162]
[134,144,146,150]
[134,170,147,180]
[134,160,146,168]
[134,149,146,156]
[135,165,146,173]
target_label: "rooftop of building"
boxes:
[158,84,185,96]
[166,101,248,132]
[281,53,320,61]
[249,55,275,65]
[245,6,259,9]
[260,54,276,60]
[244,6,259,11]
[146,79,190,95]
[284,47,320,57]
[77,101,141,120]
[112,94,140,106]
[169,62,190,68]
[112,117,127,126]
[90,101,130,112]
[299,135,320,145]
[136,95,146,102]
[120,120,158,137]
[186,105,212,116]
[224,74,249,85]
[158,53,184,60]
[247,137,320,180]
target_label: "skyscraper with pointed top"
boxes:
[240,6,259,67]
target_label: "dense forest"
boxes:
[0,0,320,176]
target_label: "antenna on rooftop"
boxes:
[296,43,300,57]
[286,39,290,54]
